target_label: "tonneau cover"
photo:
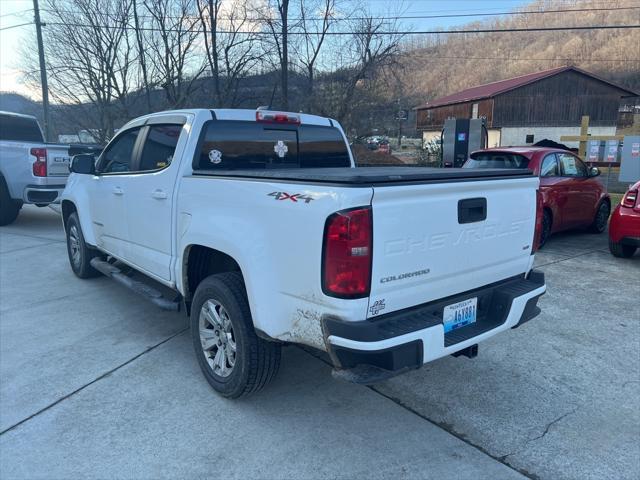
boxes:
[192,166,533,185]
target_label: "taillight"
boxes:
[31,148,47,177]
[256,110,300,124]
[622,190,638,208]
[322,207,372,298]
[532,189,543,253]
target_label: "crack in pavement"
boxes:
[0,328,189,437]
[0,240,65,255]
[536,248,606,268]
[500,405,580,463]
[0,231,65,243]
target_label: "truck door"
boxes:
[123,123,184,281]
[89,127,142,259]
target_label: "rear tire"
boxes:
[0,178,21,226]
[589,201,610,233]
[609,238,636,258]
[539,210,552,249]
[65,212,101,278]
[191,272,281,398]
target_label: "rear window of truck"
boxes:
[465,152,530,169]
[193,120,351,170]
[0,114,44,142]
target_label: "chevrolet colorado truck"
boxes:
[61,108,546,398]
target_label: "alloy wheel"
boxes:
[199,299,236,378]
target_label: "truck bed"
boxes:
[192,166,533,185]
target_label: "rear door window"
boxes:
[0,114,44,142]
[194,121,350,170]
[465,152,530,169]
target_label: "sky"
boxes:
[0,0,531,100]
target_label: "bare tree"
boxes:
[23,0,135,142]
[295,0,336,111]
[264,0,291,109]
[197,0,263,107]
[335,14,404,123]
[143,0,206,108]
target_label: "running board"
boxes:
[90,258,180,311]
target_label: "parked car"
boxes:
[0,111,72,225]
[61,108,546,398]
[609,180,640,258]
[0,111,101,226]
[464,147,610,247]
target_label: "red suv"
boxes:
[609,180,640,258]
[465,147,610,247]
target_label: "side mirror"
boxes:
[70,154,96,175]
[589,166,600,177]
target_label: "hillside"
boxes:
[398,0,640,106]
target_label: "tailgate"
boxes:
[45,145,71,177]
[368,176,538,317]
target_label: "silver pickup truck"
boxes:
[0,111,77,225]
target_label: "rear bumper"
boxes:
[323,271,545,382]
[23,184,66,204]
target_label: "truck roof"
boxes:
[122,108,335,129]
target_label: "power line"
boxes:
[38,20,640,35]
[37,5,640,23]
[0,22,33,31]
[412,55,640,63]
[0,8,32,19]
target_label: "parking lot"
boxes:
[0,205,638,480]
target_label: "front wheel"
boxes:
[65,212,101,278]
[191,272,281,398]
[589,201,610,233]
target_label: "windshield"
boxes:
[464,152,530,169]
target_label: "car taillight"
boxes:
[532,189,543,253]
[322,207,372,298]
[256,110,300,124]
[622,190,638,208]
[31,148,47,177]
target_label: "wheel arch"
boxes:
[182,244,244,312]
[61,199,77,227]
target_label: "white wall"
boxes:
[499,126,617,148]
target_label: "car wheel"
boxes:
[609,238,637,258]
[0,178,21,226]
[65,212,101,278]
[589,201,610,233]
[539,210,552,249]
[191,272,281,398]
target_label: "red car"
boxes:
[465,147,610,247]
[609,180,640,258]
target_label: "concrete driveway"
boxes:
[1,206,638,479]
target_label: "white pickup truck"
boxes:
[61,108,546,398]
[0,111,76,225]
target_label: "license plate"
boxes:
[443,297,477,333]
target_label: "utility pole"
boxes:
[33,0,51,141]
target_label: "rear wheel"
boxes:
[589,201,610,233]
[65,212,101,278]
[0,178,21,226]
[539,210,552,249]
[191,272,281,398]
[609,238,636,258]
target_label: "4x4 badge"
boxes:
[268,192,315,203]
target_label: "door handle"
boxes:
[151,189,168,200]
[112,187,124,196]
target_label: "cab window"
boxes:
[139,125,182,172]
[99,128,141,174]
